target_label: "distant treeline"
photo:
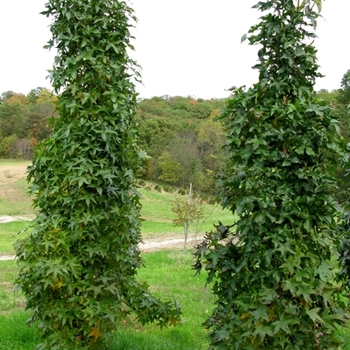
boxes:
[136,96,226,195]
[0,88,56,159]
[1,73,350,198]
[0,90,226,195]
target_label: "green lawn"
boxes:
[0,159,34,217]
[0,159,31,167]
[0,222,31,256]
[139,187,235,237]
[0,251,213,350]
[1,251,350,349]
[0,179,35,216]
[0,260,26,314]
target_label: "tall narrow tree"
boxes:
[194,1,347,348]
[15,1,180,349]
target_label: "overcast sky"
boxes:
[0,0,349,99]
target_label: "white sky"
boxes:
[0,0,349,99]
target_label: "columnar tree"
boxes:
[15,1,180,349]
[194,1,347,348]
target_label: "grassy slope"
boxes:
[0,252,214,350]
[114,251,214,350]
[0,222,31,256]
[0,179,35,217]
[140,187,235,237]
[0,160,236,255]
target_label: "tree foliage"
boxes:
[194,1,347,348]
[0,90,226,195]
[338,69,350,106]
[337,71,350,295]
[15,1,180,349]
[136,96,227,195]
[171,193,204,252]
[0,88,54,158]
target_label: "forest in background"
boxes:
[0,90,226,196]
[0,69,349,199]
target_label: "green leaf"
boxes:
[272,313,298,334]
[306,308,324,324]
[253,324,274,340]
[313,0,322,13]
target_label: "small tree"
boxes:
[194,0,347,348]
[172,185,204,252]
[15,1,180,349]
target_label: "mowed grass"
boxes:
[139,187,236,237]
[0,222,32,257]
[0,251,214,350]
[0,159,31,167]
[0,260,26,314]
[0,312,41,350]
[0,179,35,217]
[1,251,350,349]
[113,251,214,350]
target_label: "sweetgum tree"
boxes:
[194,1,347,349]
[15,1,180,349]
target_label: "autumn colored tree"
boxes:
[194,0,347,348]
[15,1,180,349]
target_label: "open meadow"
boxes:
[1,160,350,349]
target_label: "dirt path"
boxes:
[0,215,202,260]
[0,237,201,261]
[0,215,34,223]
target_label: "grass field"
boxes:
[0,222,32,256]
[0,251,214,350]
[1,250,350,350]
[0,160,236,257]
[1,160,350,349]
[139,187,235,237]
[0,160,34,217]
[0,160,219,349]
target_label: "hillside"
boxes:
[0,160,235,248]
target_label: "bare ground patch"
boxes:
[0,164,29,185]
